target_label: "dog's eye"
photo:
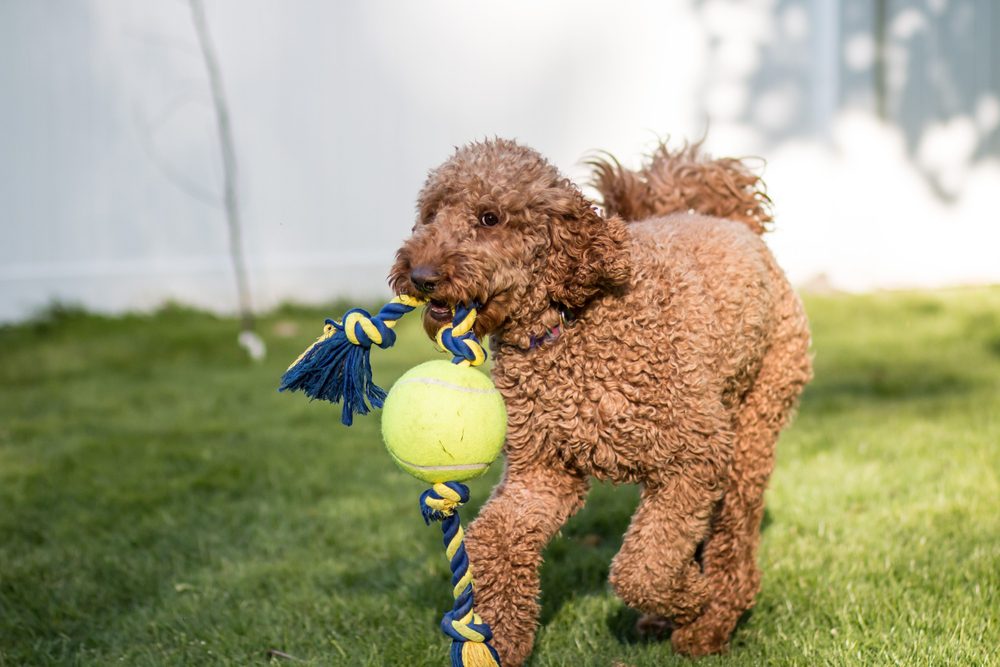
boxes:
[479,211,500,227]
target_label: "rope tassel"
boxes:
[278,295,423,425]
[420,483,502,667]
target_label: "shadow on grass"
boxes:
[803,360,981,414]
[606,604,644,644]
[337,483,639,630]
[536,483,638,627]
[339,486,633,622]
[334,493,494,613]
[343,480,777,648]
[604,604,756,647]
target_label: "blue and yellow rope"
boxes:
[421,483,502,667]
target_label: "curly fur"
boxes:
[390,138,812,664]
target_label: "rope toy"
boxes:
[280,298,502,666]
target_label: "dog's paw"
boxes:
[670,616,732,657]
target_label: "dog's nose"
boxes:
[410,266,439,294]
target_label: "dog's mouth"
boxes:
[424,293,502,327]
[426,299,453,323]
[414,288,510,340]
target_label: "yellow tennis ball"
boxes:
[381,360,506,484]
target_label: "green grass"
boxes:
[1,289,998,666]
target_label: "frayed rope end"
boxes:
[277,306,400,426]
[452,640,502,667]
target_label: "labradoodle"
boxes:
[389,138,812,664]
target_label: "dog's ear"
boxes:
[538,183,631,308]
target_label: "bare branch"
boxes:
[189,0,256,333]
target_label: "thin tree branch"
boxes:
[189,0,255,331]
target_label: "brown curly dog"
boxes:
[390,138,812,664]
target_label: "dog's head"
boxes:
[389,139,631,346]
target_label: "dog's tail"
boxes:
[588,141,772,234]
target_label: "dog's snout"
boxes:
[410,265,439,294]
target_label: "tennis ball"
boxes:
[381,360,506,484]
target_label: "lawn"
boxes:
[1,288,998,666]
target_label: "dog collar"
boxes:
[528,324,561,349]
[527,302,576,350]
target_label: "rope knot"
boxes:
[336,308,397,349]
[420,482,469,523]
[441,608,495,644]
[436,304,487,366]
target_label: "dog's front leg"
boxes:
[464,463,589,667]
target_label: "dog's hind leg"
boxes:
[671,295,812,656]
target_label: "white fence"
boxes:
[1,0,997,322]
